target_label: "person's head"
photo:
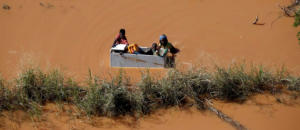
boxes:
[159,34,168,46]
[119,28,126,38]
[152,43,158,51]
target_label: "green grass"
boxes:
[0,64,299,118]
[0,74,12,111]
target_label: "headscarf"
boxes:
[159,34,167,41]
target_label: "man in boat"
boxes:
[154,34,179,67]
[157,34,179,57]
[112,28,129,47]
[112,29,146,54]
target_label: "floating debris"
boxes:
[252,16,258,24]
[2,4,10,10]
[40,2,54,8]
[252,16,265,25]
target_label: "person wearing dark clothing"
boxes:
[112,28,129,47]
[143,43,159,55]
[156,34,179,68]
[158,34,179,57]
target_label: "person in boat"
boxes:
[112,28,129,47]
[126,42,161,55]
[156,34,179,67]
[157,34,179,57]
[151,43,159,55]
[141,43,159,55]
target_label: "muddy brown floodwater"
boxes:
[1,0,300,79]
[1,0,300,129]
[1,94,300,130]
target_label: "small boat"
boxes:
[110,44,174,68]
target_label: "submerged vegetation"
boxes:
[0,64,299,119]
[294,9,300,44]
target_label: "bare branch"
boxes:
[253,16,265,25]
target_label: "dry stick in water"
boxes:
[205,99,247,130]
[252,16,259,24]
[252,16,265,25]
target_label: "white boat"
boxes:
[110,44,174,68]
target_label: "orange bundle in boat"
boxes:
[128,44,140,54]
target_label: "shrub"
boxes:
[294,9,300,44]
[16,68,72,104]
[0,64,299,118]
[287,77,300,91]
[0,75,12,111]
[77,70,143,117]
[248,66,277,92]
[212,65,252,102]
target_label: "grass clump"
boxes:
[16,68,71,104]
[249,66,277,92]
[0,75,13,111]
[139,69,213,111]
[286,77,300,92]
[210,65,293,102]
[77,70,144,117]
[212,65,252,102]
[0,64,299,119]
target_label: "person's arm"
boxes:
[112,34,121,47]
[123,36,129,45]
[167,42,174,49]
[123,39,129,45]
[112,39,118,47]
